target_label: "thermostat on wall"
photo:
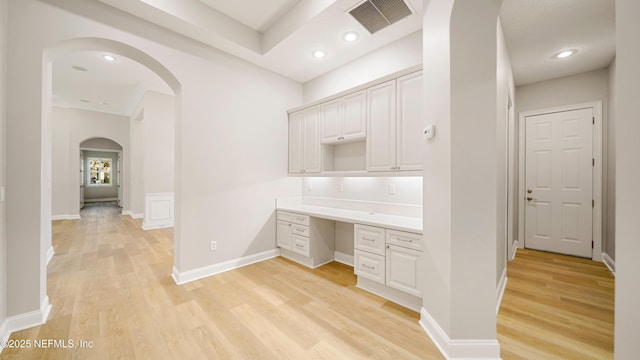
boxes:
[423,125,436,140]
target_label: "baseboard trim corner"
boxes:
[51,214,81,221]
[46,246,55,265]
[7,296,52,334]
[602,252,615,276]
[122,210,143,219]
[0,319,9,355]
[419,307,501,359]
[334,251,354,267]
[142,222,174,231]
[496,268,508,314]
[172,249,279,285]
[510,240,518,260]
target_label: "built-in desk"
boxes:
[276,198,424,311]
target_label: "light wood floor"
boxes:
[1,204,614,359]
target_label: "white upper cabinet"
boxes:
[288,111,304,173]
[366,71,423,172]
[396,71,424,171]
[289,106,322,174]
[321,90,366,144]
[366,80,397,172]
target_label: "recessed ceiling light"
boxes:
[103,54,116,62]
[72,65,88,72]
[312,50,326,59]
[343,31,359,42]
[553,49,577,59]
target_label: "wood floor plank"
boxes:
[0,204,614,359]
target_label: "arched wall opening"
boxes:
[79,137,123,209]
[38,37,182,322]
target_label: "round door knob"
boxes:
[527,197,533,201]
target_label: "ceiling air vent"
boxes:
[348,0,413,34]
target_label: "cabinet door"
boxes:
[396,71,423,171]
[288,112,304,173]
[276,221,292,250]
[367,80,397,172]
[341,90,367,141]
[303,106,322,173]
[321,99,341,143]
[386,245,422,297]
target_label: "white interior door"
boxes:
[525,108,593,258]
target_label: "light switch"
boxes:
[424,125,436,140]
[388,184,396,195]
[338,183,344,192]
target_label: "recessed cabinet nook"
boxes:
[287,66,424,175]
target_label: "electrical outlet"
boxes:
[210,241,217,251]
[388,183,396,195]
[338,183,344,192]
[307,183,313,191]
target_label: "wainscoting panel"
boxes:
[142,192,174,230]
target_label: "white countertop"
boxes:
[276,203,423,234]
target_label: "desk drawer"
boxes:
[354,224,386,256]
[354,250,385,284]
[386,229,422,251]
[291,224,309,237]
[277,211,310,226]
[291,234,310,257]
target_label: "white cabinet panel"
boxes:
[291,235,310,257]
[386,245,422,297]
[276,220,292,250]
[366,80,397,172]
[288,111,304,173]
[396,71,423,171]
[321,99,341,143]
[354,224,386,256]
[342,90,367,141]
[355,250,385,284]
[303,106,322,173]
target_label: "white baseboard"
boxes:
[51,214,81,221]
[46,246,55,265]
[602,252,615,276]
[172,249,279,285]
[496,267,508,314]
[419,307,501,359]
[334,251,354,267]
[7,296,52,334]
[0,319,9,355]
[510,240,518,260]
[357,277,422,312]
[142,222,174,231]
[122,210,143,219]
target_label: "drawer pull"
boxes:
[396,237,413,243]
[362,264,375,270]
[295,217,305,221]
[295,244,304,248]
[362,237,375,242]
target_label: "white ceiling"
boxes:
[53,0,616,116]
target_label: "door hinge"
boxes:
[593,158,595,166]
[592,241,594,249]
[593,117,595,124]
[592,199,595,208]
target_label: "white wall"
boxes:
[5,0,302,318]
[0,0,7,340]
[52,107,130,217]
[141,91,174,195]
[302,31,422,103]
[302,176,422,206]
[515,68,611,257]
[606,58,616,260]
[615,0,640,357]
[496,18,515,286]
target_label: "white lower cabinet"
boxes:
[276,211,334,268]
[386,244,422,297]
[354,224,423,309]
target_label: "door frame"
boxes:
[517,101,603,261]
